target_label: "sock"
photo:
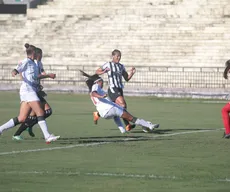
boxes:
[14,123,28,136]
[134,118,152,129]
[113,117,126,133]
[44,108,52,119]
[123,118,129,126]
[14,116,38,136]
[222,103,230,134]
[37,116,50,139]
[0,117,19,133]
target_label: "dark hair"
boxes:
[36,47,43,55]
[79,70,101,92]
[223,60,230,79]
[24,43,36,55]
[225,60,230,67]
[112,49,121,56]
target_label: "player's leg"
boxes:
[13,110,37,139]
[102,107,126,133]
[26,101,52,137]
[121,110,159,130]
[27,92,59,143]
[221,102,230,138]
[113,116,126,133]
[108,87,135,130]
[0,102,31,135]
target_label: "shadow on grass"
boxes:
[57,134,171,145]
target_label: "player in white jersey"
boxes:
[0,44,59,143]
[12,46,54,140]
[95,49,136,131]
[80,70,160,133]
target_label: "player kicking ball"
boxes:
[80,70,159,133]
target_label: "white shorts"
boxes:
[103,106,123,119]
[20,91,40,103]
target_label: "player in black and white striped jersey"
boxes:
[95,49,136,131]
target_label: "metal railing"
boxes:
[0,64,229,90]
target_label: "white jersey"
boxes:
[16,58,40,93]
[90,84,118,117]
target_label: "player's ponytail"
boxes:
[79,70,101,92]
[24,43,30,49]
[223,60,230,79]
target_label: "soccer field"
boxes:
[0,92,229,192]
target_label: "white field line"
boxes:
[1,170,230,183]
[0,128,222,156]
[0,171,177,180]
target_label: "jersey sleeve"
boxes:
[15,59,27,73]
[91,84,99,93]
[101,62,109,70]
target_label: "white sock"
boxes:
[134,119,152,129]
[38,120,50,139]
[113,117,126,133]
[0,119,15,133]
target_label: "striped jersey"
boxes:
[16,58,40,93]
[101,62,126,89]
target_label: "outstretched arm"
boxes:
[122,67,136,82]
[38,73,56,80]
[95,67,110,75]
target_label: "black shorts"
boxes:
[108,87,124,102]
[37,91,47,103]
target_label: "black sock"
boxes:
[44,108,52,119]
[14,122,28,136]
[14,116,37,136]
[123,118,129,126]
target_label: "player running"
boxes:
[12,46,54,140]
[95,49,136,131]
[0,44,59,143]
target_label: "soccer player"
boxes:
[12,46,53,140]
[95,49,136,131]
[80,70,159,133]
[222,59,230,138]
[0,44,60,143]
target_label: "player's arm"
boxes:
[11,69,19,77]
[90,91,107,98]
[122,67,136,82]
[96,67,110,75]
[223,60,230,79]
[38,73,56,79]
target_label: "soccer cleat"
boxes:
[149,123,160,130]
[125,124,136,131]
[45,134,60,144]
[12,135,23,141]
[26,127,35,137]
[223,132,230,139]
[93,112,100,124]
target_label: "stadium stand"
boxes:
[0,0,230,96]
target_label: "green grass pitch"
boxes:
[0,92,229,192]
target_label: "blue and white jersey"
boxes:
[91,83,119,117]
[16,58,40,93]
[101,62,126,89]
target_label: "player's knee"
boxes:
[45,108,52,119]
[17,116,27,123]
